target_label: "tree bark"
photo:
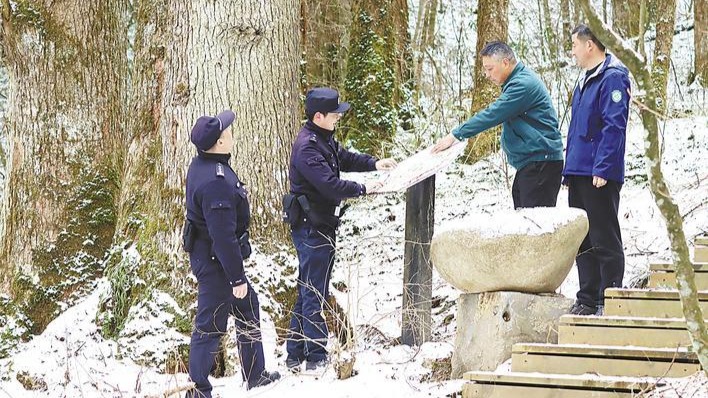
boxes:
[651,0,676,114]
[178,0,299,242]
[342,0,412,157]
[300,0,352,89]
[105,0,301,336]
[561,0,572,52]
[695,0,708,86]
[462,0,509,164]
[0,0,128,333]
[413,0,438,96]
[541,0,559,63]
[612,0,641,41]
[580,0,708,375]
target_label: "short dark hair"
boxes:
[306,110,328,121]
[480,41,517,63]
[572,24,606,52]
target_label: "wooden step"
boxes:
[463,371,661,397]
[604,288,708,317]
[512,343,699,378]
[559,315,693,348]
[696,246,708,263]
[648,262,708,289]
[696,236,708,246]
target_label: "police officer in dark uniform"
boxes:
[184,110,280,397]
[283,88,397,372]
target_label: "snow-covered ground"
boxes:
[1,0,707,397]
[1,112,705,397]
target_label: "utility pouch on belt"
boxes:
[297,195,339,230]
[282,193,301,225]
[182,219,195,253]
[238,231,252,260]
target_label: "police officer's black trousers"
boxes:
[287,222,336,363]
[512,160,563,208]
[567,175,625,307]
[187,255,265,397]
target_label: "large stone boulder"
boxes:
[451,291,573,378]
[431,207,588,294]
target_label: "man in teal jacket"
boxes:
[433,41,564,208]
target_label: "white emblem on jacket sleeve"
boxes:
[611,90,622,103]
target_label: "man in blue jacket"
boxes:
[184,111,280,397]
[565,25,630,316]
[433,41,564,208]
[284,88,396,372]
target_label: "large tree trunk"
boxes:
[342,0,412,157]
[580,0,708,375]
[300,0,352,89]
[695,0,708,87]
[462,0,509,164]
[189,1,300,244]
[651,0,676,114]
[0,0,128,332]
[0,0,128,333]
[100,0,301,337]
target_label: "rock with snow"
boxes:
[431,207,588,294]
[451,291,572,377]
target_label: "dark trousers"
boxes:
[512,160,563,208]
[287,222,336,363]
[567,175,625,307]
[187,250,265,398]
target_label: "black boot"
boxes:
[569,301,597,316]
[247,370,281,390]
[286,356,304,373]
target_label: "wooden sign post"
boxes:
[367,141,463,346]
[401,175,435,346]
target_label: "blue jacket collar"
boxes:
[305,120,335,140]
[578,53,629,90]
[197,151,231,163]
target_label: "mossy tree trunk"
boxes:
[695,0,708,87]
[611,0,658,50]
[100,0,180,338]
[461,0,509,164]
[611,0,641,40]
[300,0,352,89]
[580,0,708,374]
[0,0,128,333]
[342,0,413,157]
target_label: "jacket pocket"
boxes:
[306,155,327,166]
[210,200,232,210]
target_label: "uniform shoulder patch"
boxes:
[309,134,317,143]
[611,90,622,103]
[216,163,225,178]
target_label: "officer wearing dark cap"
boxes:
[283,88,397,372]
[184,110,279,397]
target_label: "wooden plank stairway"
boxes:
[463,236,707,397]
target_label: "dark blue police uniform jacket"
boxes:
[289,121,377,207]
[285,120,377,363]
[185,151,265,395]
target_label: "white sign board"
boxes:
[371,140,466,193]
